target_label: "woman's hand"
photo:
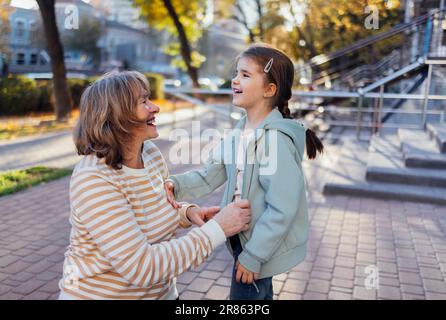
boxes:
[235,260,259,284]
[164,181,180,209]
[186,206,220,226]
[213,200,251,237]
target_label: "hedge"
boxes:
[0,72,165,116]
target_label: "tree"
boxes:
[269,0,403,61]
[0,0,13,76]
[134,0,208,87]
[36,0,72,121]
[216,0,267,43]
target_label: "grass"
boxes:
[0,166,73,197]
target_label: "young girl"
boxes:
[165,43,323,300]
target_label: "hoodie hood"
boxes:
[236,108,307,160]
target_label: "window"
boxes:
[29,20,36,31]
[15,20,25,38]
[16,52,25,65]
[30,53,38,65]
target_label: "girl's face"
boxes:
[231,57,270,110]
[133,90,160,141]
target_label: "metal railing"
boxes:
[299,8,446,90]
[165,58,446,141]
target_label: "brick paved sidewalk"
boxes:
[1,141,446,300]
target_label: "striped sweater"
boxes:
[59,140,226,299]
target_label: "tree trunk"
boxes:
[255,0,264,41]
[36,0,71,121]
[162,0,200,88]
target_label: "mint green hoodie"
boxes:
[168,108,309,278]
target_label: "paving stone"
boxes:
[331,277,354,289]
[399,271,423,286]
[423,279,446,294]
[282,279,307,294]
[176,271,198,285]
[378,285,401,300]
[180,291,205,300]
[0,255,20,268]
[204,285,229,300]
[278,292,301,300]
[187,277,215,293]
[419,267,444,280]
[22,291,51,300]
[215,277,231,287]
[328,290,352,300]
[333,267,355,280]
[401,284,425,296]
[307,279,330,294]
[1,260,31,274]
[12,279,46,295]
[353,286,377,300]
[198,270,221,280]
[302,291,327,300]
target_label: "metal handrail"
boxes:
[306,9,442,68]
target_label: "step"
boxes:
[324,181,446,205]
[366,147,446,188]
[427,123,446,153]
[398,129,446,169]
[322,138,446,205]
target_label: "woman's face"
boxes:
[133,89,160,141]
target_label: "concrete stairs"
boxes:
[323,123,446,205]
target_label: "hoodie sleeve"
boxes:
[166,139,228,201]
[237,131,304,274]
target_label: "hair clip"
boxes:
[264,58,273,73]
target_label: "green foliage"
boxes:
[133,0,207,71]
[0,77,91,115]
[0,76,40,115]
[266,0,404,61]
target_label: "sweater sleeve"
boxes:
[70,169,226,287]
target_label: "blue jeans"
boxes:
[229,235,273,300]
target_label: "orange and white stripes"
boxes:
[59,140,226,299]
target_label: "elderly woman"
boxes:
[58,71,251,300]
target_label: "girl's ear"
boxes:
[263,83,277,98]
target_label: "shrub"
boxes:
[0,76,40,115]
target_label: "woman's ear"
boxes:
[263,83,277,98]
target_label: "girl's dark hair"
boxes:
[238,43,324,159]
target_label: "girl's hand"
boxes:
[186,206,220,226]
[164,181,180,209]
[235,260,259,284]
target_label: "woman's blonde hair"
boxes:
[73,70,150,169]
